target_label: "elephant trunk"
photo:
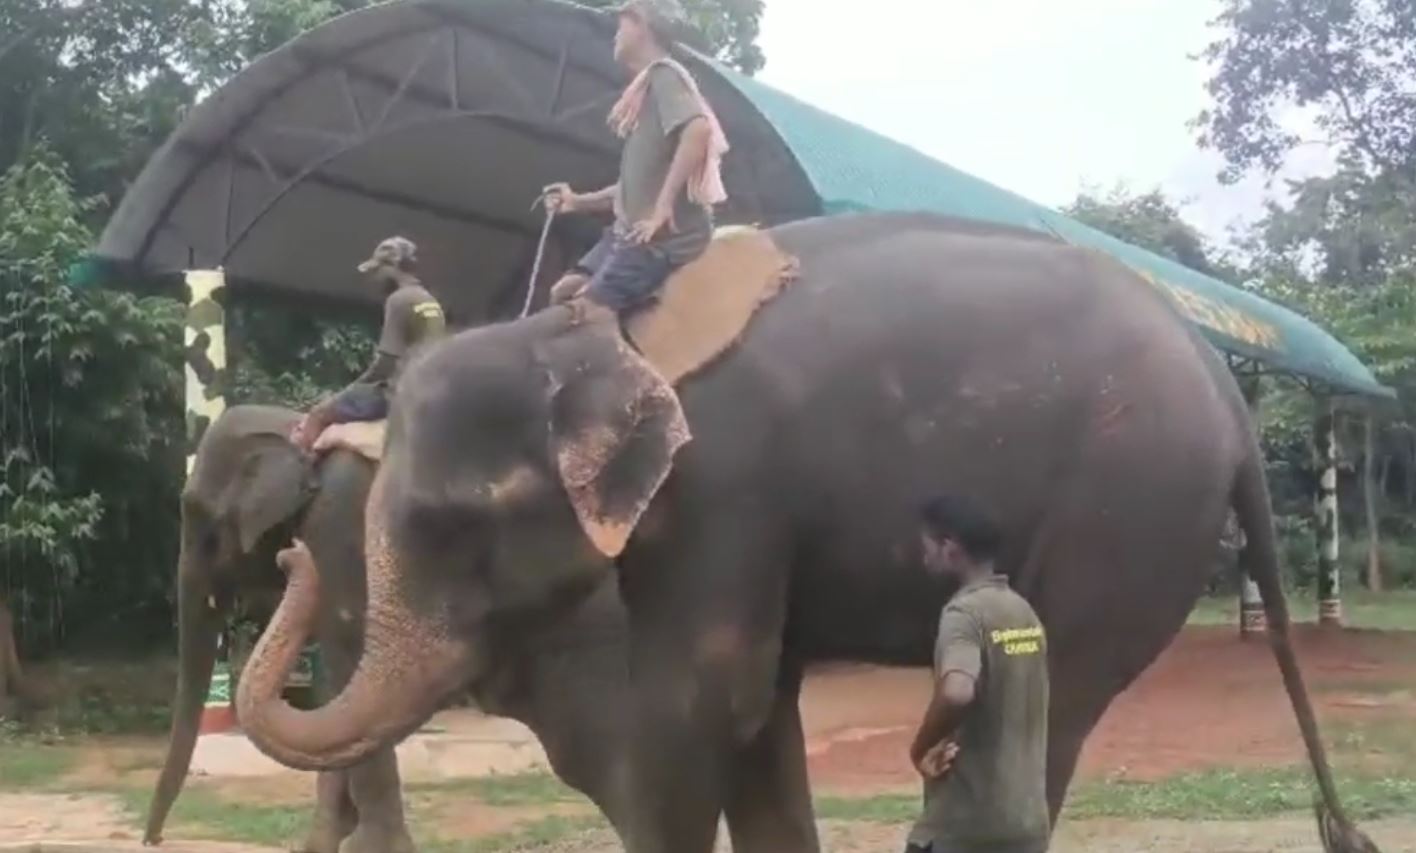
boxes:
[145,559,222,845]
[236,483,467,772]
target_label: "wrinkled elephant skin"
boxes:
[239,213,1379,853]
[146,405,415,853]
[149,405,668,850]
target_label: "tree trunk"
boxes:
[1363,418,1382,592]
[1407,435,1416,509]
[0,597,24,717]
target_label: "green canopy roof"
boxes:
[722,71,1392,400]
[91,0,1389,399]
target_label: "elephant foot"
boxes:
[293,825,350,853]
[339,825,417,853]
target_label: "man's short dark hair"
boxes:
[919,495,1002,561]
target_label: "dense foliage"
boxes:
[1066,1,1416,592]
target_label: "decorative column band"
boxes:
[184,269,229,478]
[1313,402,1341,626]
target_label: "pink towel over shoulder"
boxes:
[608,58,730,207]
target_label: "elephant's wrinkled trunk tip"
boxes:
[235,541,466,772]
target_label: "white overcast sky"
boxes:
[756,0,1336,247]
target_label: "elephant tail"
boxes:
[1232,442,1380,853]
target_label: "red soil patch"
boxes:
[799,626,1416,792]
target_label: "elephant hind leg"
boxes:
[723,668,821,853]
[1042,660,1122,821]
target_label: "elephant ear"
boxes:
[537,321,691,559]
[229,443,315,555]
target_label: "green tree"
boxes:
[1,146,185,654]
[1195,0,1416,180]
[580,0,766,74]
[1064,185,1222,276]
[1256,166,1416,286]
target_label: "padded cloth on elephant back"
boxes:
[625,225,800,384]
[314,420,386,462]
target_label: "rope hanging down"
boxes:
[521,194,558,319]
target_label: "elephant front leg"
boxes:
[297,771,355,853]
[618,511,795,853]
[340,748,417,853]
[623,673,732,853]
[723,670,820,853]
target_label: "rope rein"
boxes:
[521,194,558,319]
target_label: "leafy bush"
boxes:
[0,145,184,657]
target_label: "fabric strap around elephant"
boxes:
[623,226,800,384]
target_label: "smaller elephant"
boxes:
[148,404,649,850]
[147,405,416,853]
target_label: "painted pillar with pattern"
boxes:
[1313,399,1342,627]
[184,269,229,477]
[1238,377,1266,638]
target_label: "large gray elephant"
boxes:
[146,405,644,852]
[236,213,1379,853]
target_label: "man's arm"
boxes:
[351,350,398,386]
[910,670,977,768]
[546,182,617,214]
[627,117,708,243]
[910,607,983,772]
[661,115,710,206]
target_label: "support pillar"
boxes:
[183,269,229,476]
[1237,377,1267,638]
[1313,399,1342,627]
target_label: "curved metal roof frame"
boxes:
[95,0,1391,399]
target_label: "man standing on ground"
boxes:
[906,496,1052,853]
[290,236,446,453]
[543,0,729,316]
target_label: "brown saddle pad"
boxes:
[625,226,799,385]
[314,420,386,463]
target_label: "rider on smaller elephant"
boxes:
[543,0,730,317]
[291,236,446,453]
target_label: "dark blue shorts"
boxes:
[575,228,674,313]
[328,382,389,423]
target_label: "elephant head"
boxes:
[235,308,689,770]
[146,405,315,844]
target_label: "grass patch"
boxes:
[115,785,306,848]
[0,739,78,789]
[426,815,609,852]
[411,771,582,806]
[1188,589,1416,631]
[816,792,918,823]
[1068,768,1416,821]
[1331,717,1416,765]
[815,768,1416,824]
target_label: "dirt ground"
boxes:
[802,624,1416,791]
[3,625,1415,851]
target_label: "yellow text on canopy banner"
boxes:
[1132,269,1282,351]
